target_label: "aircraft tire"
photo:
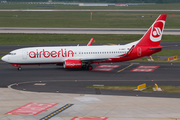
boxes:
[18,67,22,71]
[88,65,93,70]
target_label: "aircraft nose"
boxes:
[1,55,8,62]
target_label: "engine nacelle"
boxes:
[63,60,82,69]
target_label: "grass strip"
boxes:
[145,86,180,93]
[0,34,141,45]
[153,49,180,56]
[87,85,180,93]
[87,85,137,91]
[0,11,180,28]
[0,34,180,45]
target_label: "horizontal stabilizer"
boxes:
[150,45,178,50]
[150,46,163,50]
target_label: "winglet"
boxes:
[87,38,94,46]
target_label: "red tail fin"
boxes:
[137,14,167,47]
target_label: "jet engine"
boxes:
[63,60,82,69]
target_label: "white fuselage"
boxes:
[3,44,133,64]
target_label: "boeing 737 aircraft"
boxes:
[1,14,167,70]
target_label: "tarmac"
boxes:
[0,88,180,120]
[1,43,180,120]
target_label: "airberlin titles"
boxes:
[29,49,74,58]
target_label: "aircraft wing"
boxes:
[80,45,136,62]
[79,45,136,62]
[79,56,119,62]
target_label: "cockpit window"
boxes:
[8,53,16,55]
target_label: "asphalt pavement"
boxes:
[1,60,180,98]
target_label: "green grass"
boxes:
[145,86,180,93]
[0,33,141,45]
[87,85,180,93]
[154,49,180,56]
[87,85,137,91]
[0,34,180,45]
[0,55,3,59]
[0,3,180,10]
[0,11,180,28]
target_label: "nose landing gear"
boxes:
[12,64,21,71]
[17,67,22,71]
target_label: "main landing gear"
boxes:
[82,64,93,70]
[88,65,93,70]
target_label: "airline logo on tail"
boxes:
[150,20,165,42]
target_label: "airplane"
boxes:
[1,14,167,71]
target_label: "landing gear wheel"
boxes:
[88,65,93,70]
[18,67,22,71]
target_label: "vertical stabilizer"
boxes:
[137,14,167,47]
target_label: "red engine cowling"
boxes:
[63,60,82,69]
